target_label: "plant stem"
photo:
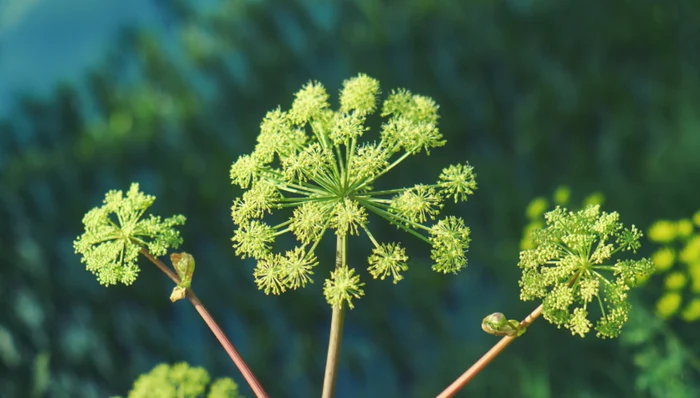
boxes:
[321,235,347,398]
[436,304,543,398]
[140,248,269,398]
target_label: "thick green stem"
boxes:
[321,235,347,398]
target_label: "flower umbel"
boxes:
[367,243,409,283]
[127,361,242,398]
[230,74,476,308]
[324,266,365,309]
[74,183,186,286]
[518,205,654,338]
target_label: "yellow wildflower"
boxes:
[582,192,605,207]
[676,219,694,238]
[681,298,700,322]
[553,185,571,206]
[689,262,700,293]
[679,236,700,264]
[664,272,687,290]
[648,220,676,243]
[651,248,675,273]
[656,292,682,319]
[525,197,549,221]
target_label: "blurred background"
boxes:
[1,0,700,396]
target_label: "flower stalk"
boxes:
[140,249,269,398]
[73,183,268,397]
[438,204,654,395]
[321,235,347,398]
[437,304,543,398]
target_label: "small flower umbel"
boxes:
[518,204,654,338]
[74,183,269,397]
[128,362,243,398]
[74,183,186,286]
[230,74,476,308]
[438,204,655,398]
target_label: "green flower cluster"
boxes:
[518,205,654,338]
[520,185,604,250]
[647,210,700,322]
[230,74,476,308]
[74,183,186,286]
[126,362,242,398]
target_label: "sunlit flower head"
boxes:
[518,205,653,338]
[229,74,477,308]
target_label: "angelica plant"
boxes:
[438,204,655,397]
[74,184,268,397]
[229,74,476,397]
[74,75,658,398]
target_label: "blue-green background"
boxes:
[1,0,699,397]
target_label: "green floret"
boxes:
[324,265,365,309]
[74,183,185,286]
[429,216,471,274]
[518,205,654,338]
[367,242,409,283]
[339,73,380,116]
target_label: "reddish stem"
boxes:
[436,304,543,398]
[140,248,268,398]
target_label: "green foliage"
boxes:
[229,74,476,308]
[73,183,186,286]
[621,303,700,398]
[647,210,700,321]
[31,352,50,398]
[127,362,243,398]
[518,204,654,338]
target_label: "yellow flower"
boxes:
[689,262,700,293]
[651,247,675,273]
[676,219,694,238]
[664,272,687,290]
[693,210,700,227]
[679,236,700,265]
[582,192,605,207]
[681,298,700,322]
[648,220,676,243]
[656,292,682,319]
[553,185,571,206]
[525,197,549,220]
